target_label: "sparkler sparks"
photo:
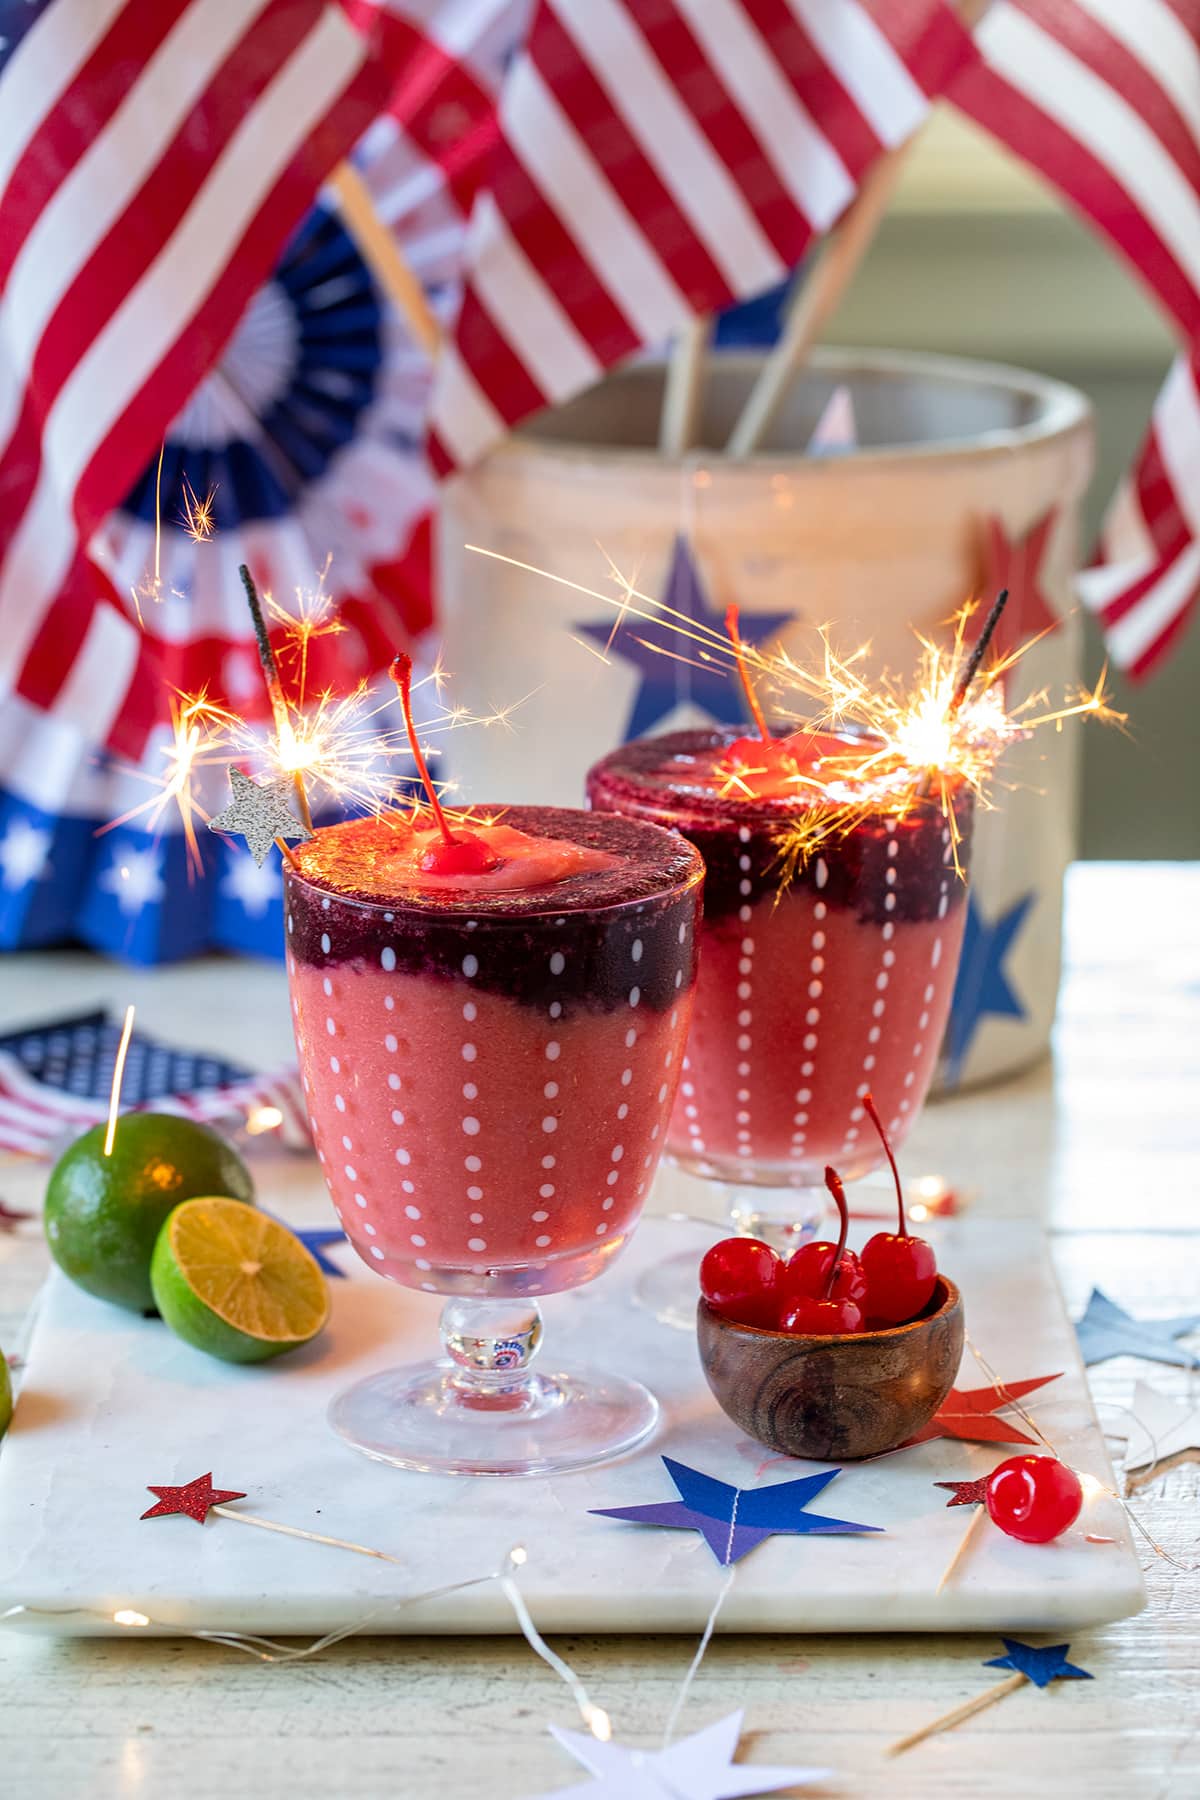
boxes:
[96,691,240,875]
[465,543,1124,879]
[180,477,217,542]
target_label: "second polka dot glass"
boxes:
[588,731,974,1292]
[284,806,702,1475]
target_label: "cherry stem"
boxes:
[725,602,771,743]
[863,1092,907,1236]
[822,1165,849,1301]
[390,653,456,848]
[949,587,1009,715]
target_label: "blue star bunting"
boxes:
[1074,1289,1200,1369]
[295,1228,349,1279]
[944,890,1036,1085]
[579,535,797,740]
[590,1456,882,1565]
[984,1638,1093,1689]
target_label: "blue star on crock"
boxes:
[944,890,1036,1084]
[984,1638,1093,1688]
[1074,1289,1200,1368]
[590,1456,881,1565]
[579,535,796,740]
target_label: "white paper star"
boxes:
[1123,1381,1200,1476]
[534,1711,831,1800]
[98,845,165,915]
[221,849,282,917]
[208,768,312,867]
[0,818,52,890]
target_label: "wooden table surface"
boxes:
[0,862,1196,1800]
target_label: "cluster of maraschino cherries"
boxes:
[700,1094,937,1334]
[699,1096,1089,1548]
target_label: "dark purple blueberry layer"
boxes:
[285,806,702,1014]
[587,729,974,925]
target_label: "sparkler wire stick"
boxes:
[238,564,313,831]
[102,1005,136,1158]
[950,588,1009,714]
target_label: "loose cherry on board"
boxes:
[985,1455,1084,1544]
[699,1238,784,1329]
[778,1168,864,1335]
[858,1093,938,1326]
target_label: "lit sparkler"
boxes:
[96,690,241,874]
[466,543,1124,880]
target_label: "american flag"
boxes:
[949,0,1200,675]
[0,1009,308,1157]
[0,0,394,766]
[428,0,974,471]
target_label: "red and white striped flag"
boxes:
[428,0,974,472]
[949,0,1200,674]
[0,0,394,764]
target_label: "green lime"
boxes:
[45,1114,255,1314]
[0,1353,10,1440]
[151,1198,329,1364]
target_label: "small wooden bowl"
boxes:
[697,1277,964,1461]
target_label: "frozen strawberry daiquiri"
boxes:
[588,727,972,1250]
[285,804,702,1475]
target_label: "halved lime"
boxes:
[151,1198,329,1364]
[45,1114,255,1314]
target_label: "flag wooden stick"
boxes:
[724,0,992,460]
[329,162,441,359]
[936,1504,989,1591]
[888,1672,1027,1756]
[659,316,711,455]
[724,139,913,459]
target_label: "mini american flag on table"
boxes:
[0,1009,308,1158]
[949,0,1200,676]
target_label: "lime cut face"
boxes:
[151,1198,329,1364]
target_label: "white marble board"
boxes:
[0,1215,1145,1636]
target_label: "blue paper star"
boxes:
[944,890,1035,1084]
[590,1456,881,1565]
[580,536,796,740]
[295,1227,349,1278]
[984,1638,1093,1689]
[1074,1289,1200,1369]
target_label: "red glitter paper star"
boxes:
[0,1200,33,1232]
[935,1477,989,1507]
[902,1374,1062,1449]
[982,509,1061,694]
[141,1473,247,1525]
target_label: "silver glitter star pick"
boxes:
[207,767,313,866]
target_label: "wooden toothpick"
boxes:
[936,1503,989,1591]
[659,316,711,456]
[889,1671,1027,1756]
[210,1505,406,1566]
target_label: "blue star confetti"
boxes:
[1074,1289,1200,1369]
[294,1228,349,1279]
[984,1638,1093,1689]
[944,890,1036,1085]
[590,1456,882,1565]
[580,536,796,740]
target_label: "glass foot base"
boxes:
[328,1361,660,1477]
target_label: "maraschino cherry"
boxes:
[859,1093,938,1325]
[390,654,499,875]
[779,1168,865,1335]
[782,1204,868,1310]
[715,604,797,793]
[984,1455,1083,1544]
[699,1237,784,1330]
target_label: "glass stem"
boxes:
[439,1297,544,1411]
[723,1183,828,1255]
